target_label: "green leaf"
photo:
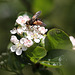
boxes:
[26,46,47,63]
[39,49,66,68]
[0,52,24,73]
[45,28,72,51]
[7,53,24,73]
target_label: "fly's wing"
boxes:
[32,11,41,19]
[28,11,41,25]
[26,11,41,25]
[26,11,46,26]
[32,11,46,26]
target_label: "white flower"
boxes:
[23,15,30,22]
[33,25,38,29]
[34,39,40,43]
[69,36,75,50]
[22,26,27,30]
[41,35,46,44]
[23,39,33,47]
[32,31,39,39]
[26,35,33,40]
[73,47,75,50]
[10,28,17,34]
[38,34,43,39]
[69,36,75,46]
[10,43,27,55]
[10,35,19,44]
[38,27,48,34]
[27,39,33,47]
[16,16,24,26]
[26,30,44,43]
[10,13,49,56]
[37,25,40,28]
[20,38,33,47]
[26,31,33,40]
[17,28,23,34]
[16,15,30,26]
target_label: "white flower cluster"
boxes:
[10,14,48,55]
[69,36,75,50]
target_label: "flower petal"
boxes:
[34,39,40,43]
[16,49,22,55]
[10,45,16,52]
[69,36,75,46]
[38,27,48,34]
[10,28,17,34]
[10,35,19,44]
[20,38,25,44]
[17,28,23,34]
[22,46,27,51]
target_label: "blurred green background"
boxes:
[0,0,75,75]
